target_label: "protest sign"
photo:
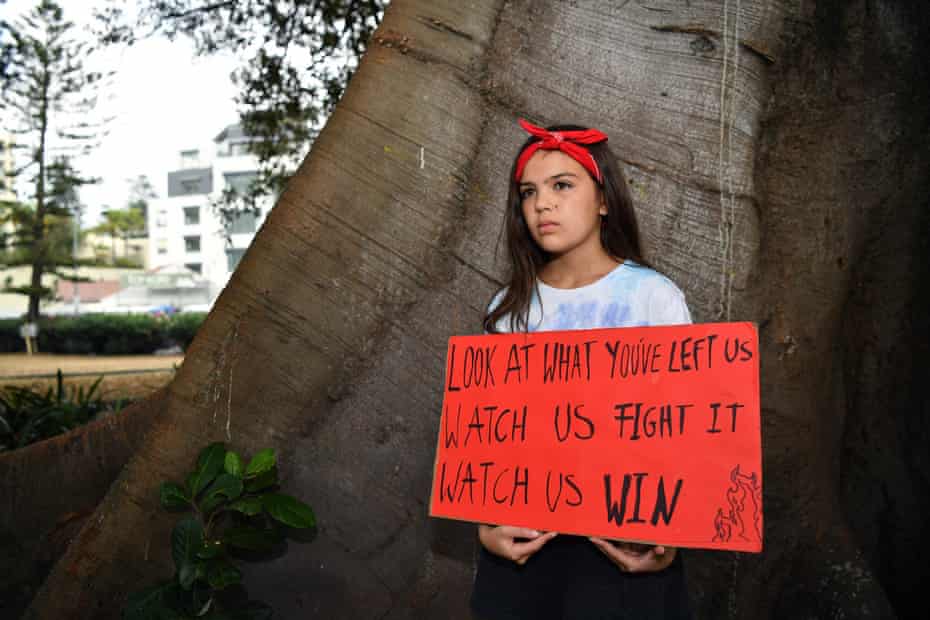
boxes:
[428,322,762,553]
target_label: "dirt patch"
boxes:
[0,353,184,401]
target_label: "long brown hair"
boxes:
[483,123,650,333]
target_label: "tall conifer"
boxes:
[0,0,109,321]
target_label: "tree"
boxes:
[0,156,88,301]
[95,0,387,214]
[94,203,145,264]
[125,173,156,228]
[0,0,108,322]
[4,1,929,619]
[0,1,13,81]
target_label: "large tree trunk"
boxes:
[14,1,929,618]
[0,391,165,619]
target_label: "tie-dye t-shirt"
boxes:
[489,261,691,333]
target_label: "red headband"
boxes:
[514,118,608,183]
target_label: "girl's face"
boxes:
[518,150,607,260]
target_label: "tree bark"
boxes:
[18,1,930,618]
[25,2,503,617]
[0,389,165,619]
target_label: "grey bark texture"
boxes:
[0,391,164,618]
[13,0,930,618]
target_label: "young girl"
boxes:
[470,119,693,620]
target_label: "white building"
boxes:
[147,124,270,304]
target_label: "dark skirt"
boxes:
[470,535,693,620]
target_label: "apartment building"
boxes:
[147,124,270,303]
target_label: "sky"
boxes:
[2,2,242,226]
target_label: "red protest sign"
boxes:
[428,322,762,553]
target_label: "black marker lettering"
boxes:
[651,477,684,525]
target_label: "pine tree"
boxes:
[0,0,108,321]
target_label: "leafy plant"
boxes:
[122,443,316,620]
[0,371,126,452]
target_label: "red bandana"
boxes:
[514,119,608,183]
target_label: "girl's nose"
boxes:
[535,190,554,211]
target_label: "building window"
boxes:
[219,141,252,157]
[180,149,200,168]
[156,209,167,227]
[230,141,251,156]
[180,178,201,194]
[157,239,168,255]
[224,171,258,196]
[184,236,201,253]
[226,210,259,235]
[185,262,202,274]
[226,248,246,272]
[183,206,200,225]
[168,169,212,197]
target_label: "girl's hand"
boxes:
[588,538,677,573]
[478,525,558,565]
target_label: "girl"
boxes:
[470,119,693,620]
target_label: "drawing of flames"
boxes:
[712,465,762,544]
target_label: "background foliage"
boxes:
[0,312,206,354]
[95,0,387,215]
[0,372,125,452]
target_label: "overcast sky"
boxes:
[79,37,241,225]
[2,2,242,226]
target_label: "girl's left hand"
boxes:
[588,538,677,573]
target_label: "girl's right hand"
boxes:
[478,524,558,565]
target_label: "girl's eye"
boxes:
[519,187,535,199]
[554,181,572,191]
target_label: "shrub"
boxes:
[0,371,128,452]
[0,312,207,354]
[122,443,316,620]
[165,312,207,351]
[45,314,163,355]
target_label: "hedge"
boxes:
[0,312,207,355]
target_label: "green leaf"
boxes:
[207,558,242,590]
[244,448,275,477]
[178,561,204,590]
[159,483,190,511]
[171,516,204,571]
[194,597,213,618]
[197,442,226,469]
[200,495,226,518]
[243,467,278,493]
[190,582,213,617]
[199,474,244,516]
[262,493,315,529]
[224,451,243,477]
[222,526,281,552]
[189,443,227,498]
[194,596,214,617]
[208,473,244,502]
[228,496,263,516]
[196,538,224,560]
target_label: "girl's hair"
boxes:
[483,123,650,334]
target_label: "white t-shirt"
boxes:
[489,261,691,333]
